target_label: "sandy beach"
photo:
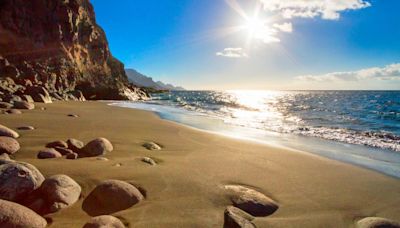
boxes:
[1,101,399,227]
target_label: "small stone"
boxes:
[224,185,279,217]
[81,138,113,157]
[82,179,144,216]
[46,140,68,148]
[142,142,161,150]
[0,124,19,138]
[37,148,62,159]
[224,206,255,228]
[5,109,22,114]
[0,102,12,109]
[357,217,400,228]
[54,147,74,155]
[0,199,47,228]
[40,107,46,110]
[96,157,109,161]
[13,100,35,110]
[141,157,157,165]
[66,153,78,160]
[17,125,35,130]
[66,138,84,152]
[0,136,20,155]
[113,163,122,167]
[0,161,45,202]
[83,215,125,228]
[67,114,79,117]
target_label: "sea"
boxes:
[112,90,400,178]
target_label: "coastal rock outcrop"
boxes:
[0,136,20,155]
[224,185,279,217]
[82,179,144,216]
[83,215,125,228]
[0,0,148,101]
[0,199,47,228]
[0,161,45,202]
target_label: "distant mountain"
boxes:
[125,69,185,91]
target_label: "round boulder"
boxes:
[0,199,47,228]
[13,101,35,110]
[66,138,84,152]
[0,161,45,202]
[81,138,113,157]
[82,179,144,216]
[83,215,125,228]
[224,185,279,217]
[357,217,400,228]
[34,174,81,214]
[46,140,67,148]
[0,136,20,155]
[0,124,19,138]
[37,148,62,159]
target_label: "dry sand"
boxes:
[1,101,399,227]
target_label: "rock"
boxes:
[113,163,122,167]
[142,142,161,150]
[26,86,52,104]
[46,140,68,148]
[83,215,125,228]
[5,109,22,114]
[69,90,86,101]
[31,175,81,214]
[0,124,19,138]
[40,107,46,110]
[224,206,255,228]
[21,95,34,103]
[0,136,20,155]
[54,147,74,156]
[0,102,12,109]
[0,153,11,161]
[356,217,400,228]
[67,114,79,117]
[66,138,84,153]
[66,153,78,160]
[141,157,157,166]
[17,125,35,130]
[81,138,113,157]
[82,179,144,216]
[13,100,35,110]
[0,161,45,202]
[224,185,279,217]
[37,148,62,159]
[96,157,109,161]
[0,199,47,228]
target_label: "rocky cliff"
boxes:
[0,0,147,101]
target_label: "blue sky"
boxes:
[91,0,400,90]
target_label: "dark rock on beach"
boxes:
[81,138,113,157]
[0,136,20,155]
[67,138,84,153]
[46,140,68,149]
[82,179,144,216]
[37,148,62,159]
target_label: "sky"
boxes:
[91,0,400,90]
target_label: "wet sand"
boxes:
[1,101,399,227]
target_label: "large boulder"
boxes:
[356,217,400,228]
[83,215,125,228]
[0,161,45,202]
[37,148,62,159]
[0,199,47,228]
[27,174,81,214]
[224,185,279,217]
[0,136,20,155]
[0,124,19,138]
[13,100,35,110]
[81,138,113,157]
[224,206,255,228]
[82,179,144,216]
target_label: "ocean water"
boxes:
[113,90,400,178]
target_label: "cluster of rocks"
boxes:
[37,137,113,160]
[140,142,162,166]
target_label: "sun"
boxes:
[245,17,266,36]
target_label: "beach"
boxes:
[1,101,399,227]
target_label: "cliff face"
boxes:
[0,0,147,100]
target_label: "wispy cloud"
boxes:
[296,63,400,82]
[258,0,371,20]
[216,48,248,58]
[273,22,293,33]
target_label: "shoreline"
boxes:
[1,101,400,227]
